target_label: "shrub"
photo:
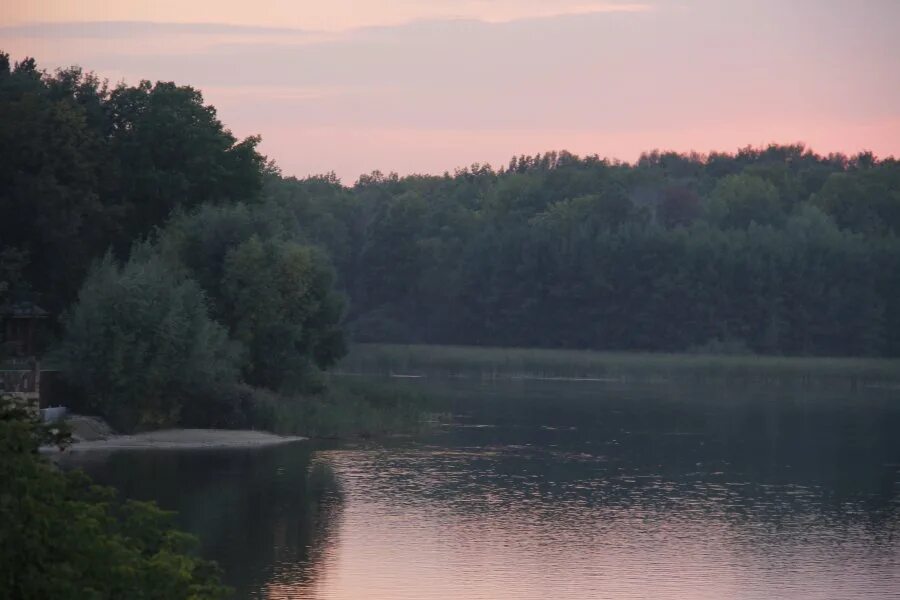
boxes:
[0,393,231,599]
[54,252,241,430]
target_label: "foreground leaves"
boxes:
[0,394,231,599]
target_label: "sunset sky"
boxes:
[3,0,899,181]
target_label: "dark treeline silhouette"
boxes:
[0,54,349,430]
[0,53,265,316]
[268,149,900,357]
[2,53,900,363]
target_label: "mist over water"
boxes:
[77,379,900,600]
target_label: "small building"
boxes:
[1,301,49,358]
[1,302,50,411]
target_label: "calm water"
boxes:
[70,379,900,599]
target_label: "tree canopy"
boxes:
[0,53,265,314]
[54,251,242,430]
[3,52,900,381]
[264,147,900,357]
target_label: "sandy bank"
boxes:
[42,428,306,453]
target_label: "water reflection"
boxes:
[67,445,343,598]
[291,445,898,600]
[69,380,900,599]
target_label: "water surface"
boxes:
[74,379,900,599]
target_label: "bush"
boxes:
[221,237,345,391]
[54,252,242,431]
[0,393,231,599]
[159,205,347,393]
[245,379,428,439]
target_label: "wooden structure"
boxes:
[0,359,41,417]
[1,302,49,357]
[1,303,50,412]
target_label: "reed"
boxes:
[246,378,431,439]
[338,343,900,387]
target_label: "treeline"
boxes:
[266,149,900,356]
[0,54,265,315]
[0,54,346,430]
[4,52,900,424]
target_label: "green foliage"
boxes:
[222,237,345,391]
[54,252,241,430]
[0,393,230,599]
[658,186,701,228]
[4,49,900,370]
[341,343,900,387]
[106,80,265,242]
[704,173,783,228]
[0,53,265,313]
[260,146,900,357]
[811,167,900,235]
[245,379,428,438]
[158,203,346,393]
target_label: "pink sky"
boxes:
[3,0,899,181]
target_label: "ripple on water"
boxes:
[257,441,900,600]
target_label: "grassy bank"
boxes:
[245,378,432,439]
[59,376,434,440]
[338,344,900,387]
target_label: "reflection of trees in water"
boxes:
[262,458,344,595]
[361,380,900,534]
[71,445,343,598]
[65,382,900,596]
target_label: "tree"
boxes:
[157,205,347,391]
[658,186,701,228]
[811,168,900,235]
[106,80,266,244]
[259,145,900,357]
[0,53,267,313]
[0,54,109,313]
[0,393,231,599]
[220,238,345,391]
[54,251,241,430]
[4,50,899,361]
[703,173,783,229]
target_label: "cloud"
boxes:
[402,1,653,23]
[0,21,311,39]
[1,1,652,32]
[70,9,898,125]
[0,1,651,39]
[3,0,899,180]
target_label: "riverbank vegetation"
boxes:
[3,51,900,435]
[245,379,430,438]
[0,394,230,599]
[269,154,900,358]
[0,53,387,434]
[340,344,900,388]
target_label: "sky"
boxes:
[3,0,899,181]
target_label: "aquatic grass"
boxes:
[339,343,900,387]
[247,378,432,439]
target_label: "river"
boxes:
[70,378,900,599]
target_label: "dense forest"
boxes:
[3,52,900,397]
[0,53,347,430]
[270,151,900,357]
[6,45,899,600]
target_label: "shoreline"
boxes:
[41,428,306,454]
[339,343,900,385]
